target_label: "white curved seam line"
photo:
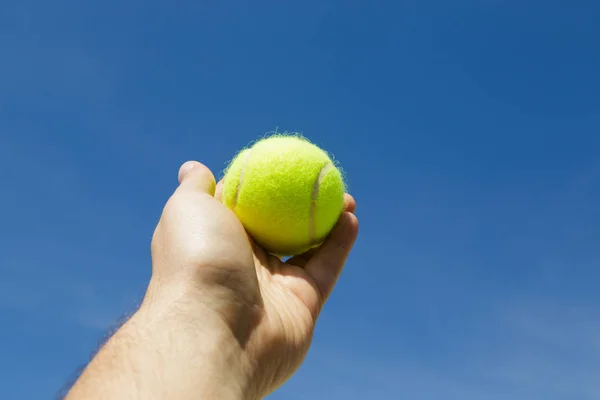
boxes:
[310,163,333,245]
[232,149,253,211]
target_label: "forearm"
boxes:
[66,287,256,400]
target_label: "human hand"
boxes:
[152,160,358,397]
[66,160,358,400]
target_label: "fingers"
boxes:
[286,194,357,268]
[344,193,356,214]
[214,179,224,201]
[176,161,217,196]
[304,211,358,305]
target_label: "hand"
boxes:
[154,160,359,396]
[66,161,358,400]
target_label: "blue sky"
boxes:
[1,1,600,398]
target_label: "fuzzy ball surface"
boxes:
[221,135,346,256]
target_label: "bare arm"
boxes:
[66,286,255,400]
[64,161,358,400]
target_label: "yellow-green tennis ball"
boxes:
[222,135,345,256]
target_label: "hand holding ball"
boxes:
[221,135,346,256]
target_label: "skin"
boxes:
[65,160,359,400]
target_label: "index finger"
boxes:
[214,179,224,201]
[304,211,359,305]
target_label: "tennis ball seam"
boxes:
[222,135,345,255]
[232,148,254,211]
[309,162,334,246]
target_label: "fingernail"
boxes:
[178,161,199,182]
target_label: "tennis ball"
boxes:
[221,135,345,256]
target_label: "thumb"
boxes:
[177,161,217,196]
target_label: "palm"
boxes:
[242,194,357,393]
[245,247,323,394]
[250,249,316,387]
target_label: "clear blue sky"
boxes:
[1,1,600,399]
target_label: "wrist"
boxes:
[68,281,259,400]
[136,283,260,400]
